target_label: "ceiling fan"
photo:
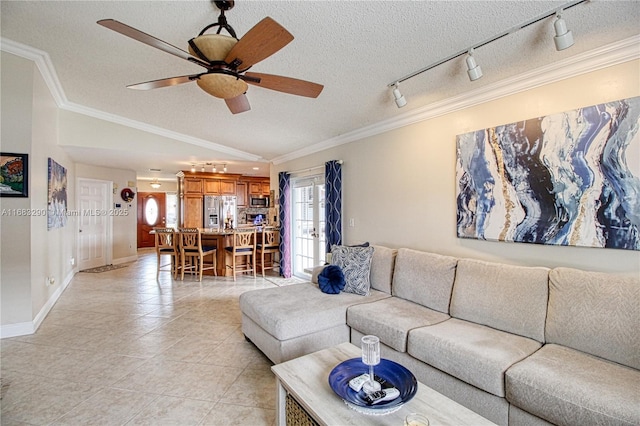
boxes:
[97,0,323,114]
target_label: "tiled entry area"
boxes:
[1,249,278,425]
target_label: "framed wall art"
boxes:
[456,96,639,251]
[48,157,68,230]
[0,152,28,197]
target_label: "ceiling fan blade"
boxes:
[98,19,210,69]
[127,75,199,90]
[224,17,293,70]
[243,72,323,98]
[225,94,251,114]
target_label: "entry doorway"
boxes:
[291,175,326,278]
[137,192,166,248]
[77,178,112,270]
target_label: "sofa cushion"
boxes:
[331,245,375,295]
[546,267,640,370]
[408,318,541,397]
[391,248,457,313]
[369,245,397,294]
[450,258,549,342]
[347,298,449,352]
[239,283,390,341]
[506,343,640,426]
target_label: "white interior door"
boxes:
[291,175,326,278]
[77,178,111,270]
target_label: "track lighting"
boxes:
[392,82,407,108]
[212,164,217,173]
[553,11,574,51]
[223,164,227,173]
[466,49,483,81]
[191,164,196,173]
[386,0,586,105]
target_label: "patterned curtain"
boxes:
[278,171,292,277]
[325,160,343,253]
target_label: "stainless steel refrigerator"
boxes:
[204,195,237,230]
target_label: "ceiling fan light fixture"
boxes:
[188,34,237,62]
[197,73,248,99]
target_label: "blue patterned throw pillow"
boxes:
[331,245,375,296]
[318,265,345,294]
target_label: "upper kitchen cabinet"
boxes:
[184,178,203,194]
[236,182,247,207]
[220,180,237,195]
[246,178,271,196]
[204,179,220,194]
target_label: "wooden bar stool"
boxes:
[154,227,178,279]
[178,228,217,281]
[257,227,280,277]
[225,228,257,281]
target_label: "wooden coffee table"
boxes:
[271,342,497,426]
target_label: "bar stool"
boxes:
[154,227,178,279]
[178,228,217,281]
[257,227,280,277]
[225,228,257,281]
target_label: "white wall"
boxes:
[273,60,640,276]
[1,51,76,336]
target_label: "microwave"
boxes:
[250,195,270,208]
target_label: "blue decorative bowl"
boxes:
[328,358,417,414]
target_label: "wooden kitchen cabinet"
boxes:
[204,179,220,194]
[183,195,203,228]
[220,179,236,195]
[184,178,203,194]
[236,182,247,207]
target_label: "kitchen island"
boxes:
[192,227,276,277]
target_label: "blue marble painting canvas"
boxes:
[456,96,639,250]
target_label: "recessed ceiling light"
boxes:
[252,167,260,170]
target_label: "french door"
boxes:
[291,175,326,278]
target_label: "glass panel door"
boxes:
[292,175,326,278]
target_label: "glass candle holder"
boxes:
[361,335,381,394]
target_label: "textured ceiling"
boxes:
[2,1,639,180]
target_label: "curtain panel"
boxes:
[325,160,343,253]
[278,171,292,277]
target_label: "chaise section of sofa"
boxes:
[239,245,397,364]
[505,267,640,426]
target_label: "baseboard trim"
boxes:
[1,269,75,339]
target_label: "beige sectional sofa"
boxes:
[239,245,639,426]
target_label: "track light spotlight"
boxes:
[465,49,483,81]
[392,82,407,108]
[553,11,574,51]
[223,164,227,173]
[191,164,196,173]
[212,164,217,173]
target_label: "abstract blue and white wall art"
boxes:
[456,96,640,251]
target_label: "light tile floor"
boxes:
[1,249,280,425]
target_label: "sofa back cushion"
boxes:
[392,248,457,313]
[546,267,640,369]
[370,245,397,294]
[451,259,549,342]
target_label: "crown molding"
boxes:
[0,37,263,162]
[3,35,638,166]
[272,35,640,165]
